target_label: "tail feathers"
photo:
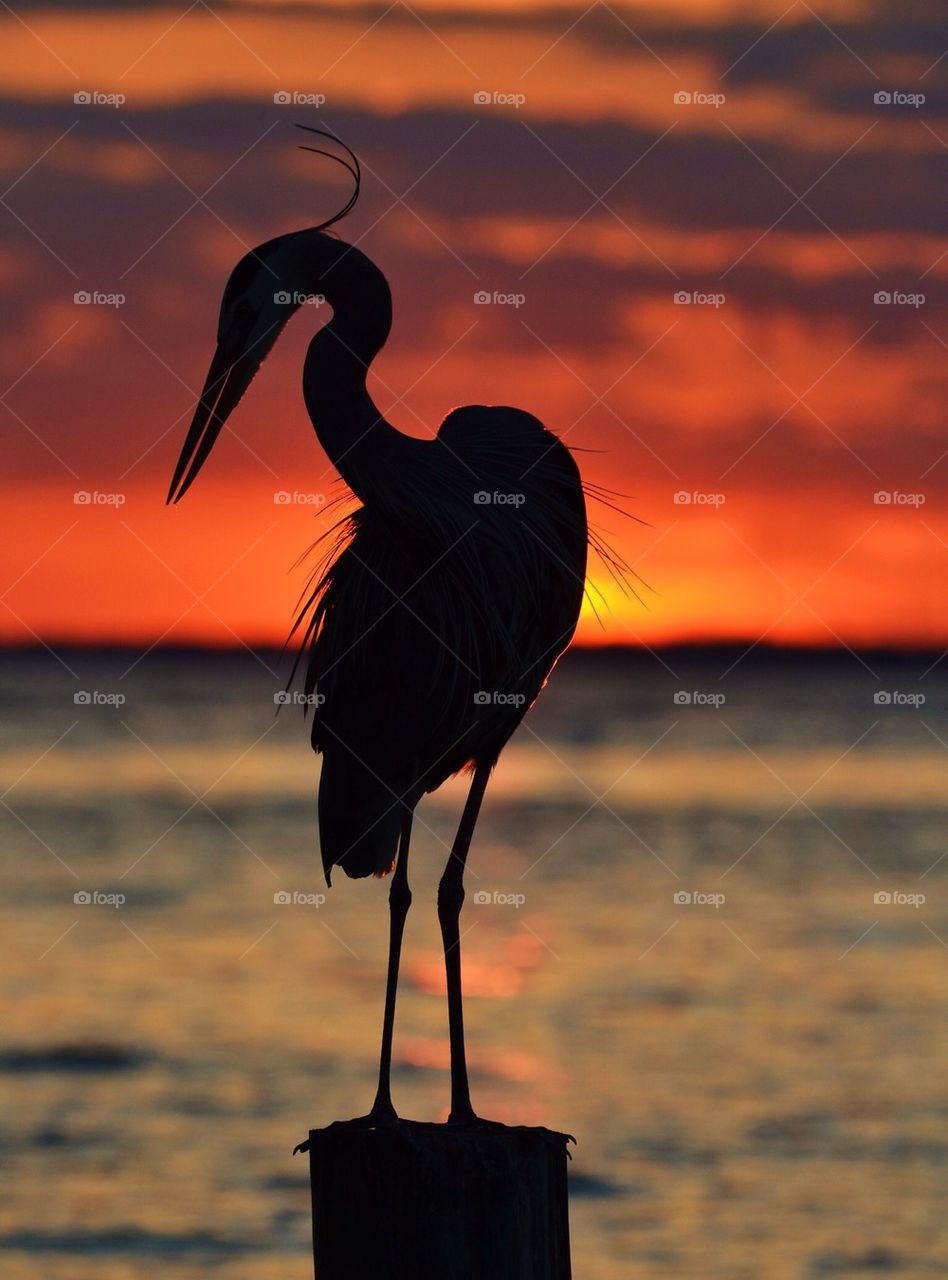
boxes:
[317,752,406,883]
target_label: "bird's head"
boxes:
[165,239,313,504]
[167,128,360,504]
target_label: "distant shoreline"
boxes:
[0,640,943,664]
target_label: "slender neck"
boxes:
[297,233,410,505]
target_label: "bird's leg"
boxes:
[438,762,490,1124]
[369,802,413,1123]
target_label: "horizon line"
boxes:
[0,637,944,660]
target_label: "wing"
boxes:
[299,404,587,880]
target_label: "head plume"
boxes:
[295,124,362,232]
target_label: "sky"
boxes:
[1,0,946,651]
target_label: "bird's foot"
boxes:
[292,1101,402,1153]
[333,1108,402,1131]
[447,1109,576,1146]
[447,1107,504,1130]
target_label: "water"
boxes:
[2,646,947,1278]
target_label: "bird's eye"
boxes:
[234,302,254,321]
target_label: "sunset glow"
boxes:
[1,0,944,650]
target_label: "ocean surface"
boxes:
[2,645,947,1279]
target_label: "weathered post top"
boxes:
[302,1119,573,1280]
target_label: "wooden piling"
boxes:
[301,1119,572,1279]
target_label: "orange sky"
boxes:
[1,0,945,650]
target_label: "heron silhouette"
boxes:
[168,130,590,1126]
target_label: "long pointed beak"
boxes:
[166,342,260,504]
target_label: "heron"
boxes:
[167,130,593,1127]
